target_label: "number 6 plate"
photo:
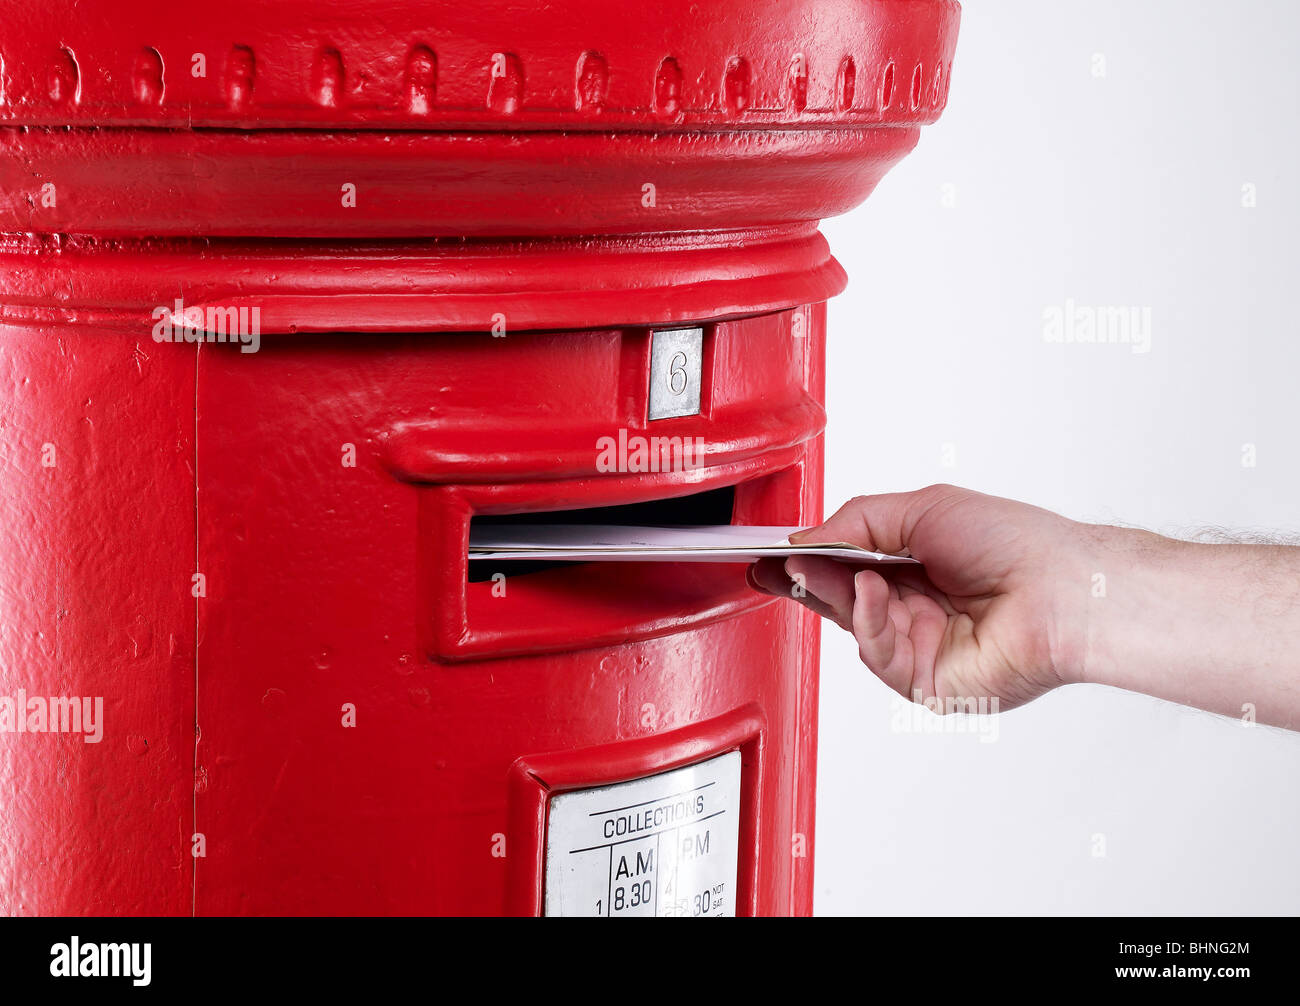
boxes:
[647,327,703,420]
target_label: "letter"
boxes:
[241,306,260,354]
[949,695,979,716]
[49,695,81,734]
[83,696,103,743]
[102,943,129,978]
[654,436,678,473]
[687,437,706,470]
[980,697,1000,743]
[1074,303,1096,344]
[1042,305,1063,343]
[1098,305,1127,344]
[151,305,171,343]
[0,695,13,732]
[889,697,909,734]
[595,435,616,472]
[627,435,647,473]
[133,943,152,987]
[191,53,207,78]
[181,306,204,343]
[207,305,239,341]
[170,298,186,341]
[49,942,70,978]
[27,695,46,733]
[1131,306,1151,354]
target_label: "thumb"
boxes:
[789,489,939,556]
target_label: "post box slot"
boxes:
[424,462,806,661]
[466,485,736,583]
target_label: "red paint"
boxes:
[0,0,958,915]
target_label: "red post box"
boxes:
[0,0,958,915]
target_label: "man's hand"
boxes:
[748,484,1300,728]
[749,484,1086,710]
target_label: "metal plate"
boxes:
[647,327,703,420]
[543,751,742,917]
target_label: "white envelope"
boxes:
[467,524,918,564]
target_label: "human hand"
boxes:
[748,485,1090,711]
[751,484,1300,727]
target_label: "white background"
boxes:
[814,0,1300,914]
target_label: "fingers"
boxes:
[895,586,949,700]
[749,556,861,631]
[751,554,911,684]
[848,571,955,702]
[784,555,858,629]
[749,559,952,702]
[851,569,913,696]
[749,555,938,633]
[748,557,793,595]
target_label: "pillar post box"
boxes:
[0,0,958,915]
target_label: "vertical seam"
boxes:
[191,339,200,917]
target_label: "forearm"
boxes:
[1072,526,1300,728]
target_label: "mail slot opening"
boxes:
[429,464,805,660]
[467,485,736,583]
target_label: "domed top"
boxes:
[0,0,958,130]
[0,0,960,238]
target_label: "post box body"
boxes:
[0,0,958,915]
